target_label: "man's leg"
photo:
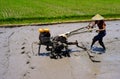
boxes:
[98,38,106,50]
[91,36,98,49]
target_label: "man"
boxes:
[88,14,106,50]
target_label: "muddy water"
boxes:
[0,20,120,79]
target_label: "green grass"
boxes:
[0,0,120,25]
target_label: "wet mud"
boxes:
[0,20,120,79]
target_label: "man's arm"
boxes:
[87,21,96,29]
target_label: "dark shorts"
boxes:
[93,31,106,41]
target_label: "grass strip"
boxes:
[0,0,120,26]
[0,14,120,26]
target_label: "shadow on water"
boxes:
[38,49,81,57]
[38,52,50,56]
[92,47,106,54]
[37,49,101,62]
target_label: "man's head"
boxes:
[92,14,104,21]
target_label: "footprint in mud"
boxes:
[23,73,27,77]
[114,37,119,40]
[30,66,35,69]
[27,54,31,58]
[23,72,30,77]
[21,51,25,54]
[21,47,25,50]
[26,60,30,64]
[26,51,31,58]
[21,42,26,54]
[22,42,26,45]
